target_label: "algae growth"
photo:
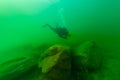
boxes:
[0,0,120,80]
[0,41,105,80]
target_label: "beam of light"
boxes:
[0,0,60,15]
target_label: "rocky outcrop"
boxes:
[38,45,71,80]
[72,41,103,80]
[0,41,104,80]
[75,41,103,71]
[0,57,39,80]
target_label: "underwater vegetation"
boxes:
[0,41,105,80]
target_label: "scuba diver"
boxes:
[43,23,70,39]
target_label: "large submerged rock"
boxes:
[72,41,104,80]
[76,41,103,71]
[38,45,71,80]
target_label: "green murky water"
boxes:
[0,0,120,80]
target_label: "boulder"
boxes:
[38,45,71,80]
[72,41,103,80]
[74,41,102,70]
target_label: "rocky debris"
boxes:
[38,45,71,80]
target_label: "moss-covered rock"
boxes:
[38,45,71,80]
[75,41,103,71]
[71,41,104,80]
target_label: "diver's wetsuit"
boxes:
[44,24,69,39]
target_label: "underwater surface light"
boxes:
[0,0,60,15]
